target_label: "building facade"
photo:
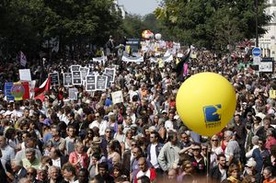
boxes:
[259,0,276,58]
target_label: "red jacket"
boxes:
[134,167,157,183]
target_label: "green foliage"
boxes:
[0,0,123,59]
[156,0,272,51]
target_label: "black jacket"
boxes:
[209,165,228,183]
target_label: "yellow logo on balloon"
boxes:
[176,72,236,137]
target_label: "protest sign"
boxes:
[63,73,73,87]
[19,69,32,81]
[86,75,96,91]
[72,71,82,85]
[68,87,78,100]
[111,90,124,104]
[95,75,107,91]
[49,72,60,86]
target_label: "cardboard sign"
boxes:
[95,75,107,91]
[19,69,32,81]
[111,90,124,104]
[72,71,82,85]
[86,75,96,91]
[68,87,78,100]
[49,72,60,86]
[63,73,73,87]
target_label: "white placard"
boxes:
[86,75,96,91]
[259,62,273,72]
[49,72,60,86]
[95,75,108,91]
[72,71,82,85]
[104,68,116,82]
[19,69,32,81]
[68,87,78,100]
[80,67,89,81]
[111,90,124,104]
[63,73,73,87]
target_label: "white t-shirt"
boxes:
[89,120,100,129]
[150,144,159,168]
[165,120,173,130]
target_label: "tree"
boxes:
[0,0,124,60]
[155,0,271,50]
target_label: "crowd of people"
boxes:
[0,47,276,183]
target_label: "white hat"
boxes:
[108,112,115,116]
[246,158,256,168]
[148,126,157,132]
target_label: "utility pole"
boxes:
[255,0,259,47]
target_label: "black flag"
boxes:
[175,48,191,78]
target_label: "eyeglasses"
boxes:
[192,149,200,151]
[212,139,218,141]
[185,165,192,168]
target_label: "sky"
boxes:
[118,0,160,16]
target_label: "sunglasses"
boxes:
[212,139,218,141]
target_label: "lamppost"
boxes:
[255,0,259,47]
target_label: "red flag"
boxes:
[21,82,30,100]
[34,77,51,101]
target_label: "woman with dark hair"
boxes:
[107,140,121,171]
[28,120,42,140]
[112,163,125,180]
[83,129,94,151]
[5,127,20,150]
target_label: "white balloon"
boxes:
[155,33,162,40]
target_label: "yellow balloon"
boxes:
[176,72,236,137]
